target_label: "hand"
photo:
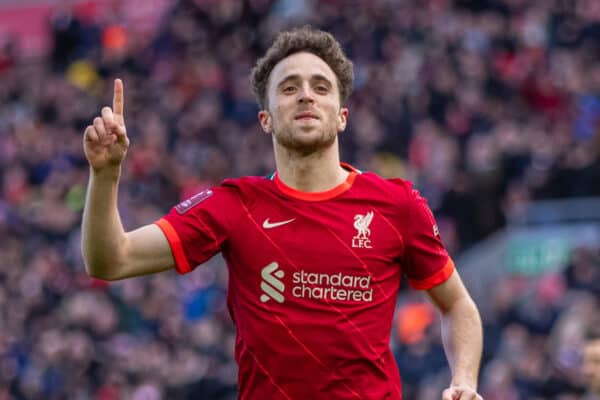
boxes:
[83,79,129,172]
[442,384,483,400]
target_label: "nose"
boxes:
[298,83,314,104]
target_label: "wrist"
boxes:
[450,381,477,391]
[91,165,122,180]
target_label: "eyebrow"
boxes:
[276,74,333,88]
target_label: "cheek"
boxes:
[585,361,600,376]
[272,107,286,126]
[273,102,290,118]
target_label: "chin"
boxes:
[279,133,337,154]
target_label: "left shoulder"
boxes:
[354,170,420,202]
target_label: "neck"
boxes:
[273,137,348,192]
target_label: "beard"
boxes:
[272,121,338,156]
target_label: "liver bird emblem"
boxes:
[353,211,374,239]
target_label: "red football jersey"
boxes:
[155,164,454,400]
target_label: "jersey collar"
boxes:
[273,163,359,201]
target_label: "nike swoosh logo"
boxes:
[263,218,295,229]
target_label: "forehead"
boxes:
[269,52,337,87]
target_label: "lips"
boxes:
[294,112,319,120]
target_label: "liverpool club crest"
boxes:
[352,211,374,248]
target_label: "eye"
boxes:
[282,86,296,93]
[315,85,329,93]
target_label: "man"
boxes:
[82,26,483,399]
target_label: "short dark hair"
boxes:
[250,26,354,110]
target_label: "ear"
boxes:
[337,108,348,132]
[258,110,272,134]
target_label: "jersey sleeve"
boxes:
[154,184,240,274]
[400,184,455,290]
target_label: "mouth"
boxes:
[294,113,319,120]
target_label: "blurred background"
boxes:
[0,0,599,399]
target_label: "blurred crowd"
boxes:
[1,0,600,398]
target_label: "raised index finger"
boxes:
[113,78,124,118]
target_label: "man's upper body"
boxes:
[81,27,483,399]
[156,165,453,399]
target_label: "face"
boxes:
[259,52,348,154]
[583,339,600,394]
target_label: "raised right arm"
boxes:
[81,79,175,280]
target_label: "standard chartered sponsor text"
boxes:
[292,270,373,302]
